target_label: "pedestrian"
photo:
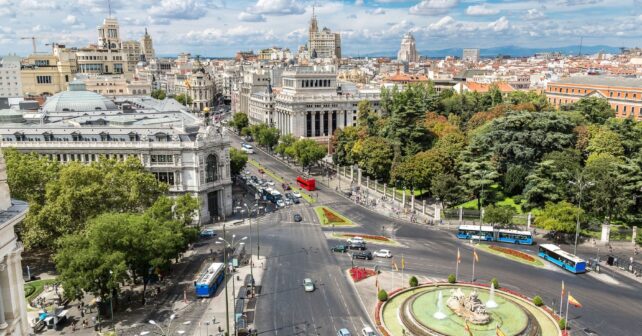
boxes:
[72,320,77,331]
[91,316,96,327]
[80,309,85,318]
[82,319,88,329]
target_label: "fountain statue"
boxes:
[446,288,491,325]
[486,283,498,308]
[433,290,447,320]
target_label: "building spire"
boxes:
[107,0,112,18]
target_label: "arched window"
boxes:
[206,154,218,183]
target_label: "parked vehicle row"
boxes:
[330,236,393,261]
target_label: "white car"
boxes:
[361,326,376,336]
[303,278,315,292]
[276,199,285,208]
[347,237,365,245]
[373,249,392,258]
[266,181,275,186]
[292,191,302,198]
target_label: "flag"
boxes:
[457,248,462,264]
[464,320,473,336]
[473,249,479,262]
[401,255,405,270]
[568,293,582,308]
[496,325,507,336]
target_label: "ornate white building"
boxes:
[397,32,419,63]
[308,10,341,60]
[140,28,155,62]
[173,59,215,112]
[0,81,232,223]
[0,150,29,336]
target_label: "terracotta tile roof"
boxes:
[385,72,429,82]
[464,81,514,93]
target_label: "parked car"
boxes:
[292,197,300,204]
[276,199,285,208]
[200,229,217,238]
[331,244,348,253]
[285,198,293,206]
[337,328,351,336]
[293,213,303,222]
[361,326,376,336]
[353,251,373,260]
[303,278,315,292]
[244,170,251,175]
[347,237,365,245]
[373,249,392,258]
[266,180,275,186]
[292,191,302,198]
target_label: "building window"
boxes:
[71,132,83,141]
[99,132,110,141]
[14,132,26,141]
[151,154,174,164]
[206,154,218,183]
[36,75,52,84]
[43,132,54,141]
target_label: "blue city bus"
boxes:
[456,225,495,241]
[195,262,225,297]
[538,244,587,274]
[456,225,533,245]
[496,229,533,245]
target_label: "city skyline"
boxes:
[0,0,641,57]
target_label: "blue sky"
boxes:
[0,0,641,57]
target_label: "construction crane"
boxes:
[21,36,38,53]
[45,42,60,53]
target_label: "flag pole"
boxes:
[401,254,405,288]
[456,248,460,282]
[472,248,476,282]
[564,292,570,332]
[559,281,564,317]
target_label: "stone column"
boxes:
[392,187,396,202]
[311,112,316,137]
[459,207,463,224]
[366,176,369,190]
[402,189,406,208]
[601,224,611,244]
[357,169,362,186]
[422,200,426,215]
[383,183,387,196]
[527,212,532,230]
[434,204,441,222]
[411,193,415,212]
[0,261,8,330]
[633,227,638,244]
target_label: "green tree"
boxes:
[257,126,280,151]
[3,148,60,205]
[430,173,466,209]
[175,93,192,106]
[583,153,632,222]
[229,113,249,133]
[409,276,419,287]
[352,136,394,181]
[292,139,326,172]
[151,89,166,100]
[532,295,544,306]
[458,159,499,209]
[587,125,624,157]
[573,97,615,124]
[483,205,516,228]
[391,150,444,193]
[357,100,379,134]
[332,126,361,166]
[275,134,297,159]
[535,201,583,233]
[523,149,582,208]
[229,148,249,176]
[377,289,388,301]
[503,165,528,196]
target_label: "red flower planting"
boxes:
[322,207,348,224]
[489,245,536,262]
[342,233,391,242]
[349,267,376,282]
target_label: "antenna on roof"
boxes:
[578,36,583,57]
[107,0,112,18]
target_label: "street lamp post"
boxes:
[569,178,594,255]
[216,233,247,336]
[108,270,114,327]
[243,203,254,285]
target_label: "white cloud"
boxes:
[366,8,386,15]
[246,0,305,16]
[354,0,364,5]
[488,16,510,32]
[409,0,459,16]
[63,14,78,25]
[148,0,217,21]
[523,8,545,20]
[465,4,499,16]
[238,12,266,22]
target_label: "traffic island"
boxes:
[476,244,545,268]
[247,159,316,203]
[314,206,357,227]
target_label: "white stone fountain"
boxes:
[433,290,447,320]
[486,282,498,308]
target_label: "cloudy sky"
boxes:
[1,0,641,57]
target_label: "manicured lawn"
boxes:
[314,206,355,226]
[248,159,316,203]
[476,244,545,268]
[25,278,57,303]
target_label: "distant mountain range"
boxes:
[358,45,624,58]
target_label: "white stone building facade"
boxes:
[397,33,419,63]
[0,56,22,98]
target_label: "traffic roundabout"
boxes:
[376,283,561,336]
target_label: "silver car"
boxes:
[303,278,315,292]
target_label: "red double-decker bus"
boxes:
[296,176,316,191]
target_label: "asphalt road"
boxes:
[228,130,642,336]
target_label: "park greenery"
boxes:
[229,147,249,176]
[174,93,193,106]
[151,89,166,100]
[330,83,642,237]
[3,149,200,301]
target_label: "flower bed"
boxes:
[323,207,347,224]
[349,267,376,282]
[342,233,391,242]
[489,245,536,262]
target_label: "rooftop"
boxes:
[553,76,642,88]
